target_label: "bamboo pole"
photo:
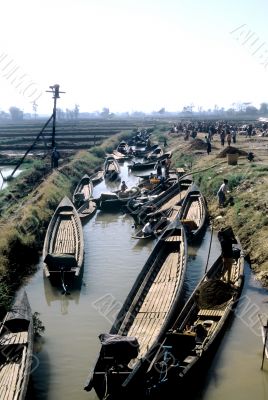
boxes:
[258,313,268,370]
[205,222,213,274]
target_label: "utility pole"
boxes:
[46,84,65,148]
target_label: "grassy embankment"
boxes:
[157,129,268,285]
[0,129,136,314]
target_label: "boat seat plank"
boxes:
[197,309,225,317]
[59,211,73,216]
[0,332,28,345]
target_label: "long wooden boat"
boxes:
[104,156,120,181]
[77,199,97,222]
[128,178,192,226]
[128,160,157,171]
[131,215,170,240]
[73,174,93,207]
[144,147,163,161]
[112,150,134,162]
[84,221,188,399]
[178,184,208,242]
[134,144,159,157]
[90,170,104,186]
[43,196,84,289]
[97,187,141,212]
[117,141,129,155]
[0,291,33,400]
[142,240,244,399]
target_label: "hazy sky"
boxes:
[0,0,267,114]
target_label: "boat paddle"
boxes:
[60,269,70,296]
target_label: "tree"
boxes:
[9,106,23,121]
[32,101,38,119]
[74,104,79,119]
[259,103,268,114]
[158,107,165,114]
[245,106,258,115]
[100,107,110,118]
[57,108,65,120]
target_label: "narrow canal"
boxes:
[21,162,268,400]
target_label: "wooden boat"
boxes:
[77,199,97,221]
[112,150,133,162]
[143,241,244,399]
[73,174,93,207]
[104,156,120,181]
[97,187,141,212]
[134,144,158,157]
[117,141,129,155]
[90,170,104,186]
[128,178,192,226]
[178,184,208,242]
[144,147,163,161]
[0,291,33,400]
[43,196,84,290]
[84,221,188,399]
[131,215,170,240]
[128,160,157,171]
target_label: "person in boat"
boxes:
[165,157,171,176]
[217,179,229,208]
[51,147,61,169]
[156,163,162,177]
[121,181,128,192]
[142,220,153,236]
[129,146,134,155]
[218,226,236,283]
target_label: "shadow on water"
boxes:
[26,349,50,400]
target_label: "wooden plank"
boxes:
[197,309,225,317]
[12,346,27,400]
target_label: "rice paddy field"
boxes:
[0,118,156,154]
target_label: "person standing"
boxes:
[218,227,236,283]
[217,179,229,207]
[232,130,237,144]
[51,147,61,169]
[227,132,232,146]
[219,131,225,146]
[205,136,211,155]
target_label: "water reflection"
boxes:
[0,165,23,189]
[43,275,81,314]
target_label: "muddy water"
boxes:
[21,162,268,400]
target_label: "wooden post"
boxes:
[46,84,65,148]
